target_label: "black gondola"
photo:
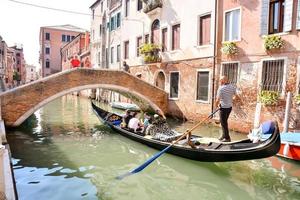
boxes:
[91,101,281,162]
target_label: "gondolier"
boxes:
[215,76,241,142]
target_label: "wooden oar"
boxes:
[116,108,220,180]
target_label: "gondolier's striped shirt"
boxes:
[216,84,236,108]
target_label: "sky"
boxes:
[0,0,95,67]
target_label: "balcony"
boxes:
[110,0,121,10]
[143,0,162,14]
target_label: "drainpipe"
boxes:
[211,0,218,113]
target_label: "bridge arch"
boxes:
[0,68,168,127]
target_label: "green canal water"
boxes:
[6,96,300,200]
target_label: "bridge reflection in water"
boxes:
[6,96,300,200]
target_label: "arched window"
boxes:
[151,19,160,44]
[155,71,165,90]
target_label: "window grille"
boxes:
[222,62,238,85]
[261,59,284,92]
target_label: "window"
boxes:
[269,0,284,34]
[124,41,129,59]
[117,45,121,62]
[196,71,210,101]
[111,47,114,63]
[222,62,239,85]
[151,19,160,44]
[136,36,142,56]
[97,52,101,65]
[45,60,50,68]
[45,47,50,55]
[145,34,149,44]
[170,72,179,99]
[125,0,130,17]
[92,9,95,20]
[172,24,180,50]
[199,14,211,45]
[62,34,66,42]
[116,13,121,28]
[105,48,108,67]
[67,35,71,42]
[99,24,102,36]
[101,2,103,12]
[137,0,143,11]
[224,8,240,41]
[261,59,284,92]
[45,32,50,40]
[162,28,168,52]
[110,16,115,31]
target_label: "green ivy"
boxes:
[295,94,300,104]
[13,71,20,81]
[263,35,284,51]
[139,43,161,63]
[221,42,238,55]
[259,91,279,106]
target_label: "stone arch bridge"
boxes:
[0,68,168,127]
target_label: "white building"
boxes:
[25,64,38,83]
[89,0,217,114]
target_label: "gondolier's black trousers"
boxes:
[219,107,232,140]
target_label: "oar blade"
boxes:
[116,145,172,180]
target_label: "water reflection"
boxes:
[6,96,300,200]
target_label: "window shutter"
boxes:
[283,0,293,32]
[260,0,269,35]
[297,0,300,29]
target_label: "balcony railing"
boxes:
[110,0,121,10]
[143,0,162,13]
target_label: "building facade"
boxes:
[61,32,91,70]
[0,36,7,91]
[39,24,86,77]
[89,0,300,132]
[25,64,38,83]
[215,0,300,131]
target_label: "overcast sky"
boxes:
[0,0,95,67]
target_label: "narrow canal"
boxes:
[6,96,300,200]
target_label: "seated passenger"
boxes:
[122,110,132,128]
[128,112,144,133]
[142,112,151,130]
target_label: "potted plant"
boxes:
[143,0,163,13]
[221,41,238,56]
[13,71,20,81]
[139,43,161,63]
[258,90,280,106]
[263,35,284,51]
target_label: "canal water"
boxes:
[6,96,300,200]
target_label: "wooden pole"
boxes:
[283,92,291,133]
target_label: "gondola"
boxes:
[91,101,281,162]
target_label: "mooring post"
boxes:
[253,102,261,128]
[283,92,292,133]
